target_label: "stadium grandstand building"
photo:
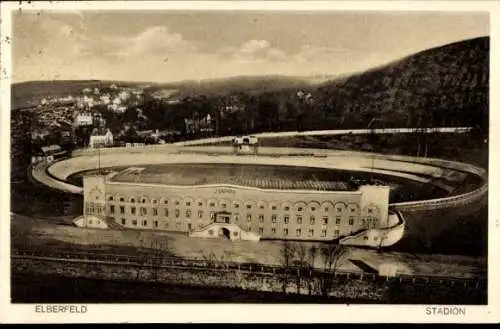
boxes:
[232,135,259,154]
[76,167,405,248]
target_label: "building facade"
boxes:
[79,172,403,247]
[232,136,258,154]
[89,129,114,148]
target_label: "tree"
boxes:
[293,244,318,295]
[279,240,296,294]
[318,243,347,297]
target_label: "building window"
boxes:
[259,214,264,223]
[364,236,369,240]
[283,228,288,236]
[334,229,340,236]
[349,217,354,225]
[271,228,276,235]
[186,209,192,218]
[234,203,240,209]
[322,217,328,225]
[259,204,265,209]
[130,198,135,203]
[121,218,126,225]
[310,216,315,225]
[131,207,136,215]
[153,208,158,216]
[284,215,289,224]
[108,196,114,201]
[234,214,240,221]
[246,214,252,221]
[297,207,303,212]
[198,210,203,218]
[209,202,215,207]
[271,215,277,223]
[154,220,158,228]
[175,209,180,218]
[186,201,191,206]
[198,201,203,207]
[336,217,341,225]
[88,219,93,225]
[350,207,356,213]
[140,207,147,216]
[120,206,125,214]
[164,200,168,204]
[308,229,314,237]
[259,227,264,235]
[221,203,227,209]
[272,205,277,210]
[152,200,157,204]
[321,229,327,237]
[165,223,169,228]
[368,208,373,214]
[120,197,125,202]
[337,207,342,212]
[246,204,252,209]
[110,205,115,214]
[296,229,302,237]
[165,209,169,217]
[297,216,302,224]
[188,223,192,231]
[284,206,290,211]
[324,207,329,212]
[132,220,137,226]
[311,207,316,211]
[142,220,147,226]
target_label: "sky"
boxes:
[12,10,489,83]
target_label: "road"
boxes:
[174,127,474,146]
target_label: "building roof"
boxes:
[91,128,112,137]
[40,144,67,156]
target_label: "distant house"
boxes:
[184,114,214,134]
[89,128,114,148]
[74,112,94,127]
[31,144,67,164]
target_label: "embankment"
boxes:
[12,256,486,304]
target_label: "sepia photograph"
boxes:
[1,0,498,324]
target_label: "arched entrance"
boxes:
[219,227,231,239]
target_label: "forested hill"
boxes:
[311,36,489,131]
[11,37,490,138]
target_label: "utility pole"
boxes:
[98,144,101,175]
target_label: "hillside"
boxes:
[11,80,147,109]
[313,36,489,131]
[10,37,490,137]
[144,75,314,98]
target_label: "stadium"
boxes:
[31,134,488,249]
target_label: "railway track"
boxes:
[11,249,485,288]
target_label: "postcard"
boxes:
[0,0,498,324]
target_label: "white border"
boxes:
[1,1,499,324]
